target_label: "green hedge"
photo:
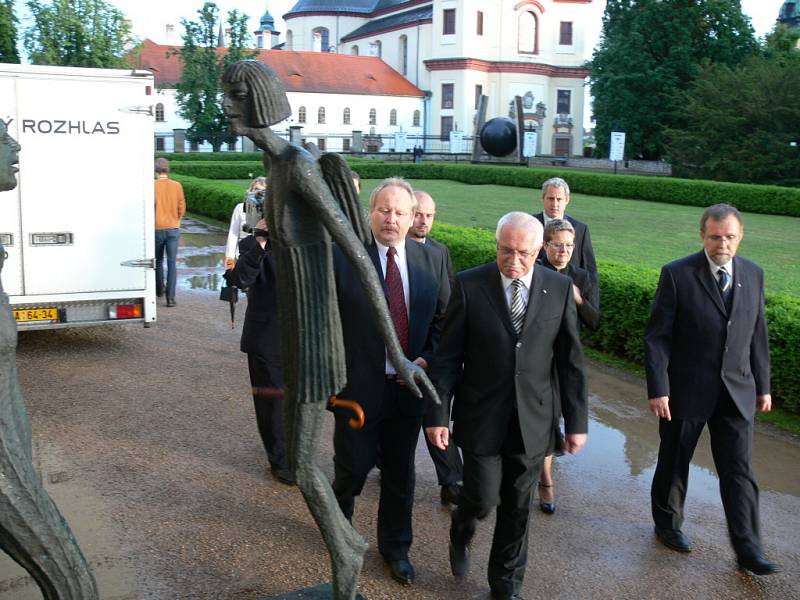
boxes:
[170,161,265,179]
[176,171,800,413]
[428,221,800,413]
[166,154,800,217]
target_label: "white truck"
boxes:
[1,63,157,330]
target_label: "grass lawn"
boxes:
[230,178,800,296]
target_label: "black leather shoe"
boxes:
[270,467,295,486]
[441,483,462,507]
[166,298,176,307]
[491,593,524,600]
[449,541,469,578]
[738,555,781,575]
[654,526,692,553]
[386,558,415,585]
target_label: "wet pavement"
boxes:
[3,218,799,599]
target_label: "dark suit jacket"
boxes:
[425,236,455,286]
[644,250,770,421]
[533,213,597,283]
[426,263,588,458]
[540,258,600,330]
[333,239,450,422]
[226,235,283,387]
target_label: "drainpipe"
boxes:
[423,90,432,151]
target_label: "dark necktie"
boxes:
[717,266,733,311]
[386,247,409,354]
[509,279,525,335]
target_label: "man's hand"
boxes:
[572,284,583,306]
[426,426,449,451]
[757,394,772,413]
[649,396,671,421]
[564,433,587,454]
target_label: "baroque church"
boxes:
[143,0,592,156]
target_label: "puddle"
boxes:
[175,217,229,293]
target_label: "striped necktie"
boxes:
[717,266,731,293]
[510,279,525,334]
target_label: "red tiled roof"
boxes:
[132,39,424,97]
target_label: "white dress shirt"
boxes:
[225,203,248,260]
[500,267,535,311]
[704,250,734,288]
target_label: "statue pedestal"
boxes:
[267,584,366,599]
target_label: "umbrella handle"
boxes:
[328,396,365,429]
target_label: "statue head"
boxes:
[222,60,292,130]
[0,120,21,192]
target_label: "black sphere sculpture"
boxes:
[479,117,517,157]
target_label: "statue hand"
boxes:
[396,359,440,405]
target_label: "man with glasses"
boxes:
[533,177,597,285]
[425,212,588,600]
[645,204,779,575]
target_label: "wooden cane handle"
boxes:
[328,396,366,429]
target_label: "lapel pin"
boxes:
[543,289,547,294]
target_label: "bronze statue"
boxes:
[222,60,438,600]
[0,121,98,597]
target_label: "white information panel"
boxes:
[394,131,407,152]
[609,131,626,161]
[523,131,538,157]
[449,130,464,153]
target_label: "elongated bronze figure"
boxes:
[0,122,98,597]
[222,60,438,600]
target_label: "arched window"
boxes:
[343,107,351,124]
[318,107,326,124]
[518,11,538,54]
[351,45,359,56]
[413,110,420,127]
[370,40,382,58]
[390,109,397,126]
[312,27,330,52]
[369,108,377,125]
[399,35,408,75]
[155,103,165,122]
[298,106,306,123]
[286,30,293,50]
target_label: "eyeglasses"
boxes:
[497,245,536,259]
[546,242,575,251]
[704,234,739,243]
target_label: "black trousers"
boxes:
[424,422,463,486]
[651,387,762,559]
[332,379,422,561]
[246,353,289,472]
[451,413,544,597]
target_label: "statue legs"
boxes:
[0,343,98,599]
[285,398,367,600]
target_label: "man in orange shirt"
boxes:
[154,158,185,307]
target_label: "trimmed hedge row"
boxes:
[176,172,800,413]
[345,161,800,218]
[430,221,800,413]
[170,161,265,179]
[169,156,800,217]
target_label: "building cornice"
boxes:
[424,58,589,78]
[341,18,432,42]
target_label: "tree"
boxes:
[175,2,256,152]
[589,0,758,160]
[0,0,20,63]
[23,0,132,67]
[665,37,800,184]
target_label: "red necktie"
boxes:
[386,246,409,355]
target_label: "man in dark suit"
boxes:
[426,212,588,600]
[407,190,463,508]
[645,203,779,575]
[332,178,450,586]
[532,177,597,285]
[226,218,292,485]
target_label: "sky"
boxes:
[12,0,788,55]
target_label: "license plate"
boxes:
[13,307,59,322]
